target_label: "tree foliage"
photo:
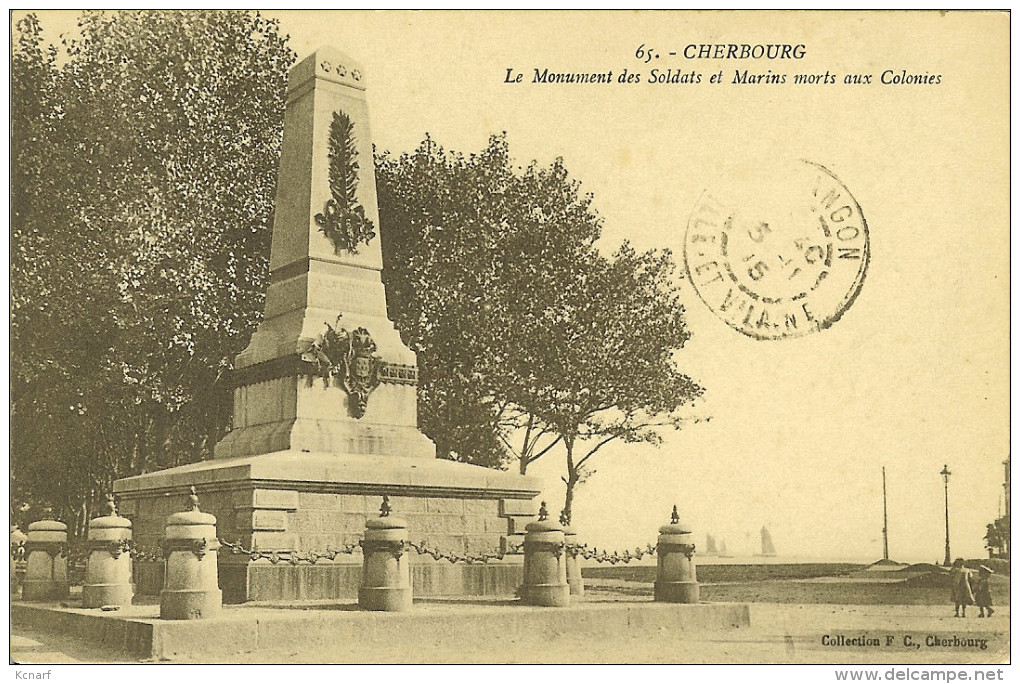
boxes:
[13,12,702,532]
[378,135,703,518]
[507,243,704,520]
[377,134,601,469]
[984,516,1009,558]
[11,11,295,534]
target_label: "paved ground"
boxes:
[10,601,1009,664]
[11,631,135,665]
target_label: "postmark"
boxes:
[684,160,869,340]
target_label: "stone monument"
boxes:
[114,47,540,602]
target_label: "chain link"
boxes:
[405,539,523,565]
[58,545,89,585]
[215,538,526,566]
[217,538,361,565]
[128,541,165,562]
[568,543,658,564]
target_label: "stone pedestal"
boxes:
[117,459,537,602]
[114,46,539,602]
[82,498,134,608]
[22,521,69,602]
[520,504,570,607]
[654,506,699,604]
[160,490,222,620]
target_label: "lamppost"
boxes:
[941,464,952,566]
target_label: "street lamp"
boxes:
[941,464,952,566]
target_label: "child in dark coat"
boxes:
[974,565,995,618]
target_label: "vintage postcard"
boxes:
[9,9,1010,673]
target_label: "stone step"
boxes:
[13,598,749,661]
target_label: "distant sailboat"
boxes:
[757,526,777,557]
[705,534,719,555]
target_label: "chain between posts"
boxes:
[567,543,659,564]
[405,539,524,564]
[214,538,528,566]
[62,544,88,565]
[216,538,361,565]
[46,539,668,568]
[401,540,664,565]
[127,542,164,563]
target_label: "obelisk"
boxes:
[115,48,540,603]
[216,47,432,461]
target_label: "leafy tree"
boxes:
[377,134,600,470]
[13,12,704,533]
[506,243,704,521]
[11,11,295,534]
[378,135,704,522]
[984,517,1009,558]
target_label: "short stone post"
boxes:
[160,487,222,619]
[359,496,412,611]
[561,510,584,597]
[520,502,570,606]
[83,495,134,608]
[654,505,699,603]
[22,520,69,601]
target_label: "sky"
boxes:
[21,11,1010,562]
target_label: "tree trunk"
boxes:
[562,434,579,524]
[519,415,534,475]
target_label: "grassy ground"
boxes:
[588,562,866,583]
[585,562,1012,607]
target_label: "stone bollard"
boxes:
[160,487,222,619]
[520,502,570,606]
[654,505,699,603]
[359,496,412,611]
[83,495,134,608]
[22,520,69,601]
[561,510,584,597]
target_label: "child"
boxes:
[948,558,974,617]
[974,565,995,618]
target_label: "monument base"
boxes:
[135,546,527,603]
[114,450,540,602]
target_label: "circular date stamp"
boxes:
[684,160,869,340]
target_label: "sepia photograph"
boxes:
[8,9,1010,674]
